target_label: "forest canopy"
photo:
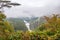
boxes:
[0,12,60,40]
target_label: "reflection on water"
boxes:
[24,20,32,32]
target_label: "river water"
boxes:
[24,20,32,32]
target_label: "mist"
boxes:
[3,0,60,17]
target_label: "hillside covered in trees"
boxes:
[0,12,60,40]
[7,18,28,31]
[0,0,60,40]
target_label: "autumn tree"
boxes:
[0,12,14,40]
[36,14,60,40]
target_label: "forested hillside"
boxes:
[0,12,60,40]
[30,16,46,30]
[7,18,28,31]
[0,0,60,40]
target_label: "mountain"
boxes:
[30,16,46,30]
[7,18,28,31]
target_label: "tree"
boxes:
[36,14,60,39]
[0,12,14,40]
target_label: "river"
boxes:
[24,20,32,32]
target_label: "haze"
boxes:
[4,0,60,17]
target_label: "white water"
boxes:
[24,20,32,32]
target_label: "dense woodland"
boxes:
[7,18,28,31]
[0,12,60,40]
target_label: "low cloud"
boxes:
[4,0,60,17]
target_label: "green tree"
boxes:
[0,12,14,40]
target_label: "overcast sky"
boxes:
[4,0,60,17]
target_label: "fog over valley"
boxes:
[3,0,60,18]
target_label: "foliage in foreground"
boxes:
[0,13,60,40]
